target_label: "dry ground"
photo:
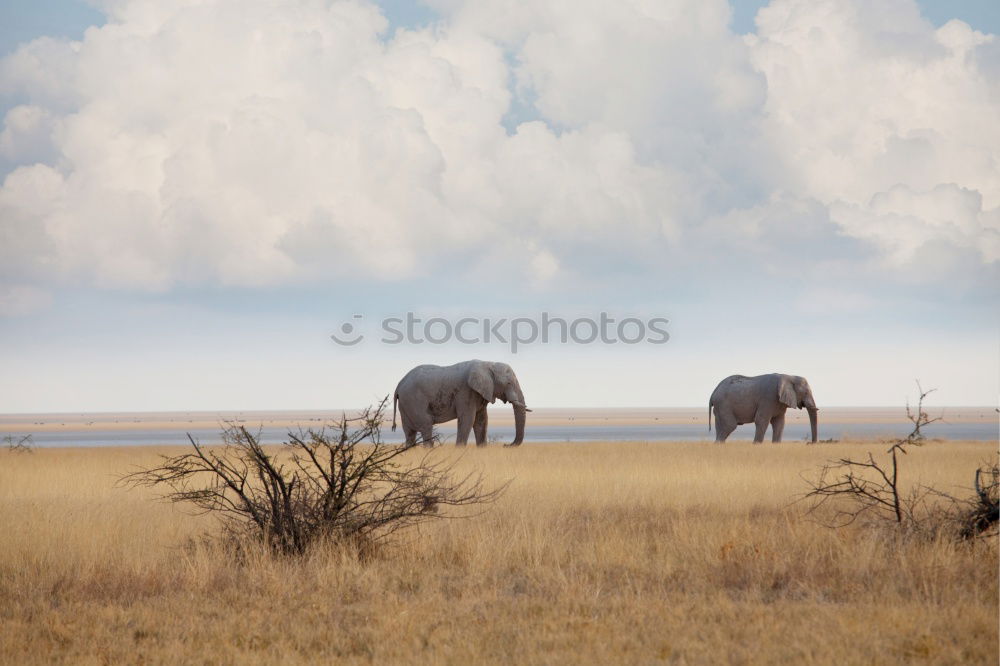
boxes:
[1,440,997,665]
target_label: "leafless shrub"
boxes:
[4,434,34,453]
[122,398,506,555]
[956,462,999,540]
[805,385,998,542]
[804,383,941,530]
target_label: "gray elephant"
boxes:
[709,373,818,443]
[392,360,530,447]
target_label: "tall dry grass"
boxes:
[1,440,996,664]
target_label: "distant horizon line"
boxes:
[2,405,996,418]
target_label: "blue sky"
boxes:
[0,0,997,412]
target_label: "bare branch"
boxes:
[803,383,944,531]
[960,462,1000,539]
[121,397,506,554]
[803,385,998,542]
[4,434,34,453]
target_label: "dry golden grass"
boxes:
[1,440,997,665]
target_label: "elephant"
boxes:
[709,373,818,443]
[392,360,530,447]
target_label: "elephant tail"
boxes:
[392,392,398,432]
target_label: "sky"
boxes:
[0,0,997,412]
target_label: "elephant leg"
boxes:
[752,416,769,444]
[714,411,737,442]
[398,411,418,448]
[473,406,488,446]
[770,413,785,443]
[418,423,435,447]
[455,412,473,446]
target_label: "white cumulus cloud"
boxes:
[0,0,996,298]
[748,0,1000,274]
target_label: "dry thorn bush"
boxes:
[955,463,1000,540]
[4,434,34,454]
[804,383,999,540]
[121,398,506,555]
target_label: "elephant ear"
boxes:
[778,376,798,409]
[467,363,496,404]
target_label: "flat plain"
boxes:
[1,406,995,432]
[1,439,997,664]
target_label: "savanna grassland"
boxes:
[1,440,997,665]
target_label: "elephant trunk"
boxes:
[509,403,527,446]
[808,407,818,443]
[505,385,528,446]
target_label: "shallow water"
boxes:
[4,420,996,447]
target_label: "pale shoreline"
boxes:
[1,406,995,433]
